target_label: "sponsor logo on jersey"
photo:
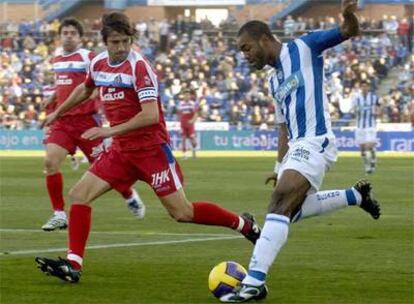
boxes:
[55,78,73,85]
[274,72,304,104]
[100,88,125,101]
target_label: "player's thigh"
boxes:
[89,148,138,195]
[44,126,77,156]
[69,171,112,204]
[136,144,184,196]
[270,169,310,214]
[44,143,69,168]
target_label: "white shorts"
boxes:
[355,128,377,145]
[279,135,338,193]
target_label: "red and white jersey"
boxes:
[177,100,198,126]
[52,47,98,117]
[85,50,169,151]
[43,84,56,115]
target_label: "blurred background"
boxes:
[0,0,413,151]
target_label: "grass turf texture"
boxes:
[0,156,413,303]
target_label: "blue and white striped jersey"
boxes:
[352,92,379,129]
[268,27,346,140]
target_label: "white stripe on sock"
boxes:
[67,253,83,266]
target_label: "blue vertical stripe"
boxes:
[368,94,372,128]
[288,42,306,138]
[274,60,293,139]
[162,144,174,164]
[362,95,367,129]
[311,49,327,136]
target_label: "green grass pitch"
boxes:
[0,156,413,304]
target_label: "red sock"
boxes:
[120,188,133,200]
[67,204,91,270]
[46,173,64,211]
[192,201,243,230]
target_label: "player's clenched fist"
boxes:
[41,112,58,128]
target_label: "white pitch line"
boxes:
[0,235,242,256]
[0,228,234,237]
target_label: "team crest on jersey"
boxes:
[273,72,304,104]
[114,74,122,83]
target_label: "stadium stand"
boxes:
[0,12,413,130]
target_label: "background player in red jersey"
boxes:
[177,89,198,159]
[41,18,145,232]
[36,12,261,283]
[42,77,80,171]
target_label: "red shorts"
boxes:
[43,115,103,163]
[181,124,195,138]
[89,143,184,197]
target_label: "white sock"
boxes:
[292,188,362,223]
[54,210,66,218]
[242,214,290,286]
[364,154,371,172]
[126,189,142,204]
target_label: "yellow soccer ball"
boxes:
[208,261,247,298]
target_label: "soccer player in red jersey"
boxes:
[36,12,260,283]
[42,82,79,171]
[177,89,198,159]
[41,18,145,232]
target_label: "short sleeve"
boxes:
[84,60,95,88]
[135,60,158,104]
[300,27,346,54]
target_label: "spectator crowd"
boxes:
[0,14,413,130]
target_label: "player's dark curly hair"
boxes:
[58,18,84,37]
[237,20,275,41]
[101,12,137,43]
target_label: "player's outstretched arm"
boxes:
[110,101,160,136]
[265,123,289,187]
[82,101,160,140]
[56,83,94,117]
[340,0,360,39]
[42,83,94,127]
[41,91,56,110]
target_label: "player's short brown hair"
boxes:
[101,12,137,43]
[58,18,84,37]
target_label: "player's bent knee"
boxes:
[168,207,193,222]
[269,189,299,216]
[44,158,60,174]
[68,187,90,203]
